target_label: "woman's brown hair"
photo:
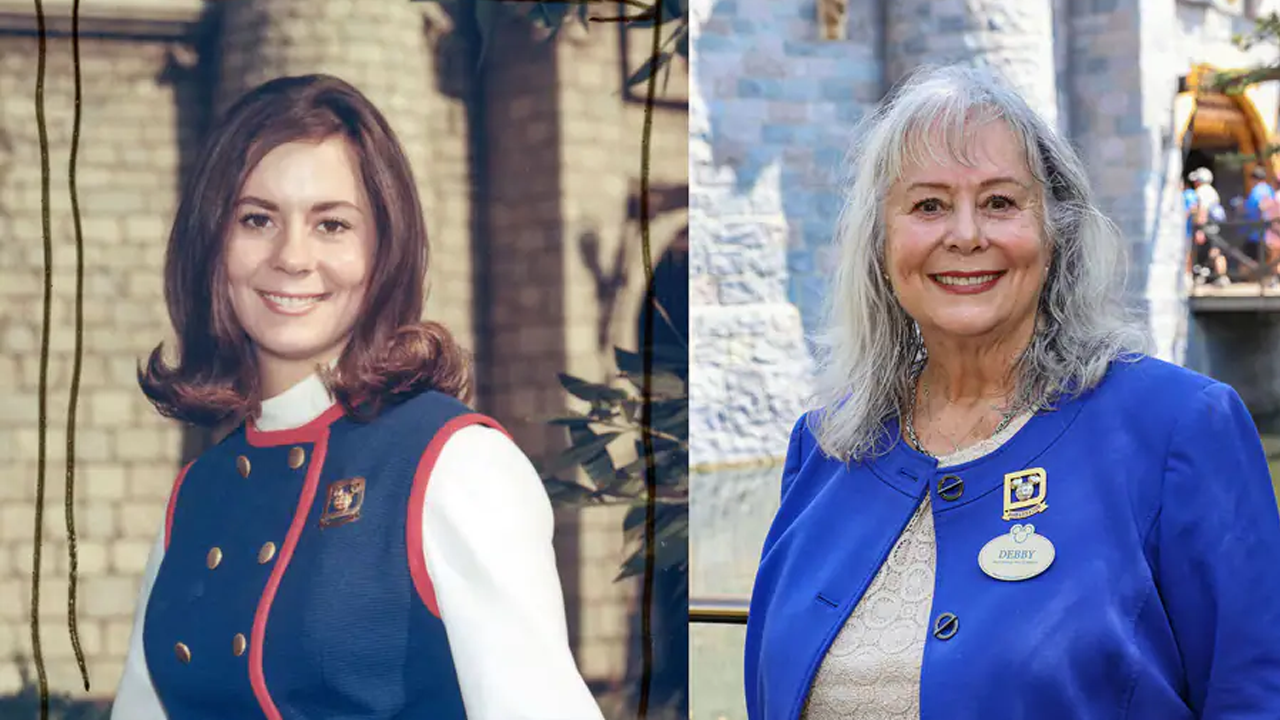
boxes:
[139,74,471,426]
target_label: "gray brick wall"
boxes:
[691,0,890,467]
[0,33,195,695]
[887,0,1058,126]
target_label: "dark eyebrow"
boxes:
[236,196,363,215]
[905,177,1030,192]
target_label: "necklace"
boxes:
[904,374,1021,458]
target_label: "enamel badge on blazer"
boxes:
[320,477,366,529]
[1002,468,1047,520]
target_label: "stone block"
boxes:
[105,618,135,656]
[81,576,140,619]
[82,465,126,503]
[0,503,32,542]
[87,390,136,428]
[70,541,109,576]
[110,540,151,575]
[118,503,162,541]
[127,462,180,501]
[75,504,117,541]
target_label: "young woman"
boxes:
[112,74,603,720]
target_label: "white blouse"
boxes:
[110,374,605,720]
[802,411,1035,719]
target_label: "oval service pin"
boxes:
[979,523,1055,582]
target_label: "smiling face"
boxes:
[224,136,375,397]
[883,120,1051,347]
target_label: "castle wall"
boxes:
[0,18,202,694]
[690,0,884,467]
[886,0,1058,126]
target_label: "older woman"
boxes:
[743,65,1280,719]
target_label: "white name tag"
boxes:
[979,524,1055,582]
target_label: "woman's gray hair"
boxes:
[809,64,1152,462]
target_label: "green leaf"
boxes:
[616,511,689,580]
[546,415,594,428]
[617,446,685,486]
[568,425,622,486]
[558,373,629,404]
[626,52,673,88]
[543,477,598,505]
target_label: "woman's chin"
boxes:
[253,339,342,367]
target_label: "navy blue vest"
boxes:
[144,391,500,719]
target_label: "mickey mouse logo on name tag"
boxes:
[979,523,1056,582]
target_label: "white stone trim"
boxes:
[0,0,205,38]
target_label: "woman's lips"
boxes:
[257,290,329,315]
[930,271,1005,295]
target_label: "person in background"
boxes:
[743,65,1280,719]
[1184,178,1206,284]
[1244,165,1278,288]
[1189,166,1229,287]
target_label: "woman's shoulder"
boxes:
[1090,354,1220,412]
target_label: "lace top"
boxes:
[800,410,1035,719]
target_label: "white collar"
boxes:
[256,363,339,431]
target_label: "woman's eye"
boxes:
[319,218,352,235]
[239,213,272,230]
[913,199,944,214]
[987,195,1017,211]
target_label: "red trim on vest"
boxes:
[246,403,345,448]
[163,461,195,552]
[248,426,333,720]
[406,414,512,618]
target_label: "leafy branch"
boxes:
[539,345,688,581]
[415,0,689,89]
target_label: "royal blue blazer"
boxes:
[745,356,1280,719]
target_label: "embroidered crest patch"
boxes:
[320,477,366,529]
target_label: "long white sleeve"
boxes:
[422,425,605,720]
[110,524,167,719]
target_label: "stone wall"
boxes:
[690,0,888,467]
[886,0,1058,127]
[0,29,199,695]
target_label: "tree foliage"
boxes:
[1184,12,1280,168]
[416,0,689,88]
[540,345,688,583]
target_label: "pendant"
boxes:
[978,524,1056,581]
[1002,468,1047,521]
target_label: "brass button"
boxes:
[236,455,251,478]
[933,612,959,641]
[937,475,965,502]
[206,547,222,569]
[288,446,306,469]
[174,642,191,663]
[232,633,247,657]
[258,541,277,564]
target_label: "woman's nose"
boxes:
[272,222,314,274]
[945,205,985,252]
